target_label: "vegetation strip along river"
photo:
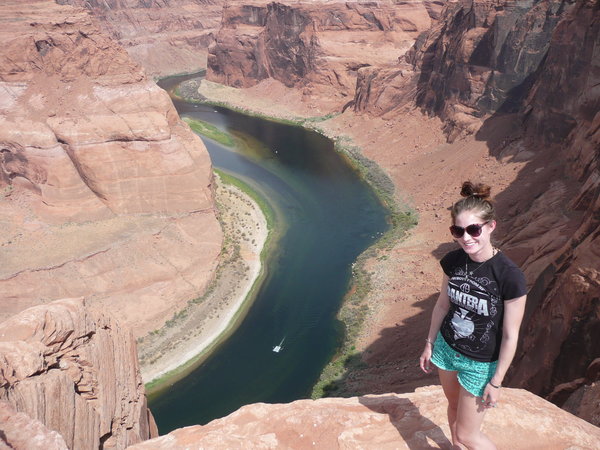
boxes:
[149,74,390,432]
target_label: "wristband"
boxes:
[425,338,434,345]
[489,381,501,389]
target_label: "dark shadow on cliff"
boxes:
[359,395,451,449]
[321,290,446,399]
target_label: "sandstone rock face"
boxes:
[500,0,600,407]
[207,0,437,108]
[57,0,224,77]
[0,0,222,337]
[0,298,157,449]
[129,386,600,449]
[354,0,574,132]
[410,0,569,124]
[0,401,68,450]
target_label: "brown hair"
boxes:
[450,181,495,222]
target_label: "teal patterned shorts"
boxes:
[430,333,497,397]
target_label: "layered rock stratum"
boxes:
[0,298,157,449]
[207,0,442,109]
[0,0,222,338]
[57,0,224,77]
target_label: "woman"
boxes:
[419,181,527,450]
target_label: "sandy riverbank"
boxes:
[139,173,269,387]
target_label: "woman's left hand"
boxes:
[481,383,501,409]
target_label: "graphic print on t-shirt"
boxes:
[440,249,527,361]
[446,270,500,352]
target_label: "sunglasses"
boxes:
[449,221,490,239]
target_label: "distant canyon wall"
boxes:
[207,0,441,106]
[0,298,157,448]
[56,0,224,77]
[0,0,222,337]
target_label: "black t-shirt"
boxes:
[439,249,527,362]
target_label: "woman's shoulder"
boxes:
[494,250,523,272]
[440,248,464,267]
[493,251,527,297]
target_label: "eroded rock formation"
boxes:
[354,0,574,132]
[0,298,157,449]
[56,0,224,77]
[0,0,222,337]
[129,386,600,449]
[0,401,68,450]
[207,0,439,107]
[497,0,600,419]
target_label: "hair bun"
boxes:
[460,181,491,200]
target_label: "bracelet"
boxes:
[489,381,501,389]
[425,338,434,345]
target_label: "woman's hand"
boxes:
[419,343,433,373]
[481,383,501,409]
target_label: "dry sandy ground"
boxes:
[139,174,268,384]
[195,78,528,394]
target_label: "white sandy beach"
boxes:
[139,175,269,385]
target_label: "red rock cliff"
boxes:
[0,0,222,338]
[207,0,438,107]
[0,298,158,448]
[57,0,224,77]
[498,0,600,415]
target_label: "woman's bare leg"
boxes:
[437,369,465,448]
[454,386,496,450]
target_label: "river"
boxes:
[149,74,389,433]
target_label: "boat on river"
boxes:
[272,337,285,353]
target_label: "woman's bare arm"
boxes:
[482,294,527,406]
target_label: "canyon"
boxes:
[1,0,599,448]
[202,0,600,428]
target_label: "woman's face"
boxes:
[452,210,496,259]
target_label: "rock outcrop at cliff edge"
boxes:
[0,298,158,449]
[129,386,600,449]
[0,0,222,337]
[56,0,223,77]
[207,0,438,108]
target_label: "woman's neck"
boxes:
[468,246,496,263]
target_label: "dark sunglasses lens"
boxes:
[449,226,464,238]
[466,224,483,237]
